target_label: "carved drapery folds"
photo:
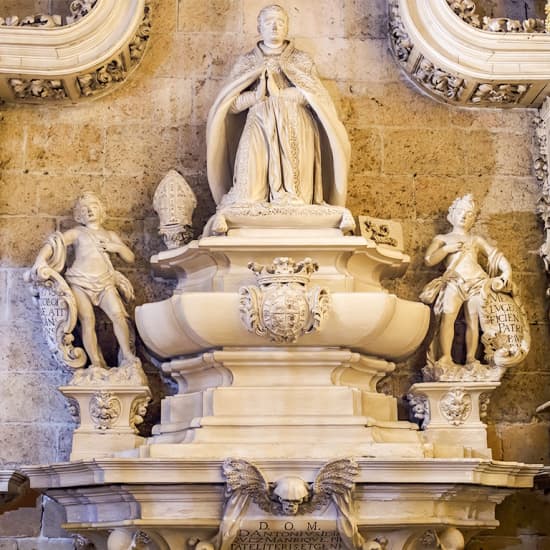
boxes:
[389,0,550,107]
[0,0,151,103]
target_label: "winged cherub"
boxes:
[211,457,365,550]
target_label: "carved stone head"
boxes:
[447,194,476,230]
[74,191,106,225]
[272,476,310,515]
[257,4,289,46]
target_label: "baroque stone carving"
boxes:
[361,218,398,247]
[469,83,529,105]
[389,1,413,63]
[129,2,152,63]
[445,0,545,33]
[439,388,472,426]
[77,58,126,97]
[239,257,331,343]
[0,0,97,27]
[205,458,365,550]
[89,390,121,430]
[67,0,99,24]
[9,78,67,100]
[407,393,430,429]
[206,5,350,209]
[25,192,140,372]
[130,396,151,433]
[479,392,491,421]
[0,1,151,104]
[153,170,197,249]
[420,195,529,382]
[413,57,466,101]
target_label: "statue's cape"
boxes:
[206,41,351,206]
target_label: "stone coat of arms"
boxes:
[239,257,331,343]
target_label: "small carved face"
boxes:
[449,206,475,230]
[272,476,309,515]
[279,497,303,515]
[258,8,288,47]
[74,193,106,225]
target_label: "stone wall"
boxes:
[0,0,549,547]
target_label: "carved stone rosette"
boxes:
[439,388,472,426]
[239,257,331,344]
[89,390,122,431]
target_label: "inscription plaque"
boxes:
[232,520,343,550]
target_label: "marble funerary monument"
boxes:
[1,1,547,549]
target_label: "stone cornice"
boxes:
[0,0,150,103]
[390,0,550,107]
[23,457,543,489]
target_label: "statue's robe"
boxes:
[206,41,350,207]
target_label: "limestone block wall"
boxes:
[0,0,549,547]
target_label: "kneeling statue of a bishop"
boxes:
[206,4,350,211]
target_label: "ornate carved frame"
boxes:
[0,0,150,103]
[390,0,550,107]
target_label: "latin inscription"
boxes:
[231,521,343,550]
[38,285,68,350]
[480,291,524,347]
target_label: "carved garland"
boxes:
[0,0,97,28]
[445,0,546,33]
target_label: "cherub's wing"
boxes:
[301,458,359,513]
[222,458,277,513]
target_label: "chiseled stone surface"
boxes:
[0,0,548,546]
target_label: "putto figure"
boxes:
[26,192,138,371]
[420,194,529,381]
[206,4,350,208]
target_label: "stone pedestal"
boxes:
[145,348,426,460]
[408,382,500,459]
[60,384,151,460]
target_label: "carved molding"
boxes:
[390,0,550,107]
[0,470,28,505]
[0,0,150,103]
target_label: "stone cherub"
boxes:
[26,192,139,371]
[195,458,366,550]
[420,194,529,380]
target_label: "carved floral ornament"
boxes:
[0,0,151,103]
[389,0,550,108]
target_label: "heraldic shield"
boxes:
[24,232,86,369]
[478,278,530,369]
[239,257,331,344]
